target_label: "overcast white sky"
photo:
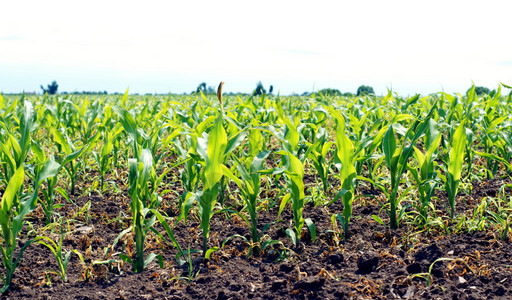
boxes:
[1,0,510,95]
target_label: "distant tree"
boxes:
[196,82,207,94]
[252,81,267,96]
[318,88,342,97]
[195,82,217,95]
[41,80,59,95]
[468,86,491,96]
[269,85,274,95]
[356,85,374,96]
[206,85,216,94]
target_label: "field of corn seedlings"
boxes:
[1,83,512,299]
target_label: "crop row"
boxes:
[0,83,511,291]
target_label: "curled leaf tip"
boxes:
[217,81,224,104]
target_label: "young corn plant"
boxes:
[443,120,467,220]
[0,167,27,293]
[33,232,83,282]
[494,131,512,174]
[173,101,240,223]
[31,139,83,224]
[407,120,442,225]
[217,117,248,207]
[280,150,307,247]
[272,108,317,246]
[121,148,160,272]
[1,101,34,178]
[0,102,59,292]
[173,136,201,222]
[92,126,115,191]
[197,82,227,257]
[380,108,435,229]
[222,150,271,252]
[475,94,505,179]
[32,156,61,225]
[113,105,165,271]
[265,100,317,247]
[304,126,334,196]
[329,108,357,240]
[112,104,141,161]
[51,127,97,196]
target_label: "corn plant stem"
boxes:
[341,193,352,240]
[134,211,144,272]
[248,198,258,244]
[389,190,398,229]
[2,222,13,290]
[200,186,217,257]
[42,176,56,225]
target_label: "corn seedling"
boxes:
[443,120,467,220]
[0,167,28,293]
[328,107,357,240]
[305,126,334,195]
[33,232,83,282]
[223,150,271,251]
[408,120,442,225]
[92,126,116,191]
[51,127,97,196]
[380,108,434,229]
[0,102,50,293]
[197,82,227,257]
[119,148,161,272]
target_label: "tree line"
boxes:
[38,80,495,97]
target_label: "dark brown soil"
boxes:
[2,174,512,299]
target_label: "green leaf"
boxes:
[36,159,61,184]
[119,253,133,264]
[113,105,139,155]
[1,166,24,212]
[283,118,299,151]
[222,164,245,191]
[285,228,297,247]
[31,142,46,163]
[304,218,316,243]
[250,150,271,174]
[277,193,291,219]
[52,128,72,155]
[501,82,512,89]
[334,113,356,190]
[372,215,385,225]
[382,124,397,172]
[224,129,247,155]
[448,120,467,182]
[195,115,216,135]
[153,210,185,259]
[143,252,159,268]
[412,146,425,167]
[128,158,138,191]
[121,88,129,107]
[1,139,17,173]
[56,187,75,206]
[62,142,92,166]
[178,192,198,223]
[18,101,34,165]
[140,149,153,184]
[205,247,219,259]
[474,151,510,169]
[8,133,22,164]
[203,113,227,190]
[284,153,304,200]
